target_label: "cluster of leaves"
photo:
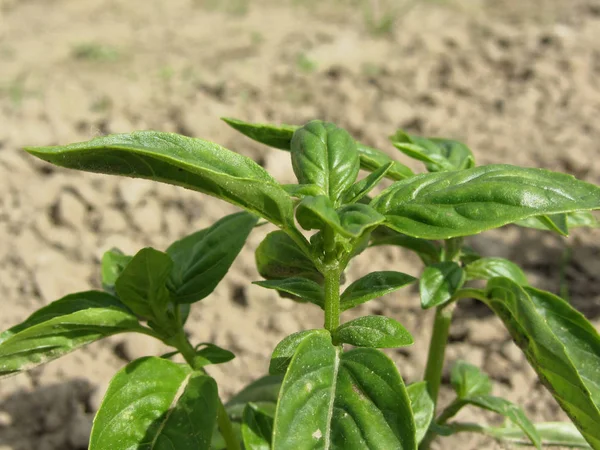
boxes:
[0,116,599,449]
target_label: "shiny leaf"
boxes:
[115,247,173,321]
[192,343,235,368]
[291,120,360,205]
[407,382,434,444]
[254,278,324,308]
[420,262,465,309]
[0,291,145,377]
[296,195,346,235]
[465,257,528,286]
[222,117,413,181]
[166,212,257,303]
[343,162,394,204]
[337,204,386,238]
[372,165,600,239]
[101,248,132,294]
[340,271,416,312]
[333,316,414,348]
[482,278,600,448]
[25,131,294,227]
[390,131,475,172]
[283,184,325,198]
[90,357,218,450]
[270,329,322,375]
[273,332,417,449]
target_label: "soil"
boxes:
[1,0,600,449]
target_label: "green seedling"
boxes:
[1,116,600,449]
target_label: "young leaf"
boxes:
[369,226,441,266]
[340,271,416,312]
[333,316,414,348]
[222,117,297,150]
[291,120,360,205]
[282,183,325,198]
[390,131,475,172]
[371,164,600,239]
[463,396,541,449]
[166,212,258,303]
[337,203,386,238]
[90,357,218,450]
[420,262,465,309]
[482,278,600,448]
[255,231,321,283]
[407,382,434,444]
[269,329,323,375]
[193,343,235,367]
[487,422,591,448]
[222,117,414,181]
[0,291,146,376]
[101,248,132,293]
[450,361,493,399]
[272,332,417,449]
[253,278,324,309]
[25,131,294,227]
[115,247,173,321]
[295,195,347,235]
[465,257,528,286]
[343,161,394,204]
[242,403,274,450]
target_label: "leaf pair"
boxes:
[272,331,417,449]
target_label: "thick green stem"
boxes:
[323,264,342,332]
[423,303,455,407]
[172,332,241,450]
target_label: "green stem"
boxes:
[172,332,241,450]
[436,399,465,424]
[323,263,342,332]
[423,303,455,406]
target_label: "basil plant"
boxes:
[1,117,599,450]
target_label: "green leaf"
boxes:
[221,117,414,181]
[255,231,321,283]
[0,291,145,377]
[193,343,235,367]
[340,271,416,312]
[101,248,132,294]
[273,332,417,449]
[463,395,541,449]
[407,382,434,444]
[482,278,600,448]
[488,422,591,448]
[25,131,294,227]
[90,357,218,450]
[369,227,440,266]
[343,162,394,204]
[333,316,414,348]
[458,245,481,265]
[291,120,360,205]
[450,361,492,399]
[166,212,257,303]
[465,257,528,286]
[270,330,322,375]
[296,195,346,236]
[283,184,325,198]
[115,247,173,322]
[226,375,283,420]
[372,164,600,239]
[419,262,465,309]
[242,403,274,450]
[516,211,599,233]
[222,117,297,150]
[254,278,324,308]
[337,204,386,238]
[390,131,475,172]
[357,143,415,181]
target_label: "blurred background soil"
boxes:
[1,0,600,448]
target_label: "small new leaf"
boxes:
[450,361,493,399]
[295,195,347,235]
[343,161,394,204]
[333,316,414,348]
[101,248,132,293]
[340,271,416,312]
[337,203,386,238]
[420,262,465,309]
[465,257,528,286]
